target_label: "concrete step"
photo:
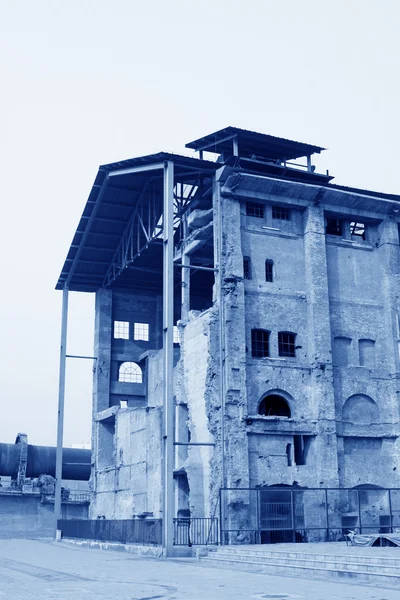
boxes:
[211,547,400,568]
[199,555,400,587]
[207,551,400,574]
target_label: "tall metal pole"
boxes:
[162,161,175,555]
[54,287,69,531]
[215,180,226,490]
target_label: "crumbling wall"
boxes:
[177,309,217,517]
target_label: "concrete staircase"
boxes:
[199,544,400,587]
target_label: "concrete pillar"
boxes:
[93,289,113,413]
[91,289,112,512]
[303,206,339,487]
[377,220,400,375]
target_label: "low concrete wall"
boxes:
[0,493,88,538]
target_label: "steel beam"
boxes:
[108,162,165,177]
[65,176,109,288]
[162,161,175,556]
[54,287,69,532]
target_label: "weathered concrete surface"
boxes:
[0,539,399,599]
[0,494,88,538]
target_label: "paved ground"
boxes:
[0,539,399,599]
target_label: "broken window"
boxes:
[173,326,180,344]
[243,256,252,280]
[359,339,375,368]
[258,394,291,417]
[251,329,270,358]
[272,206,290,221]
[350,221,366,240]
[246,201,264,218]
[114,320,129,340]
[118,362,142,383]
[265,259,274,282]
[326,218,343,236]
[278,332,296,358]
[293,435,312,466]
[134,322,149,341]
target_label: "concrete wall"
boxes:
[0,493,88,538]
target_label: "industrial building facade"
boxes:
[57,127,400,549]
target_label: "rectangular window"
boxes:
[294,435,312,466]
[251,329,270,358]
[350,221,366,240]
[134,322,149,341]
[265,259,274,282]
[278,332,296,357]
[326,218,342,236]
[246,201,264,218]
[243,256,252,280]
[114,320,129,340]
[272,206,290,220]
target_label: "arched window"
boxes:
[258,394,291,417]
[118,362,142,383]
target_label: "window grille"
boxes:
[114,321,129,340]
[251,329,270,357]
[246,202,264,218]
[278,332,296,357]
[134,322,149,341]
[118,362,142,383]
[272,206,290,220]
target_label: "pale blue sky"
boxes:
[0,0,399,446]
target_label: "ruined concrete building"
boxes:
[57,127,400,548]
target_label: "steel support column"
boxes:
[54,287,69,531]
[162,161,175,555]
[215,180,226,489]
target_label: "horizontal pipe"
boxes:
[0,443,91,481]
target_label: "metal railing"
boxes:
[57,518,162,546]
[173,517,219,546]
[220,487,400,545]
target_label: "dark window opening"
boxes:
[265,259,274,282]
[278,332,296,358]
[294,435,312,465]
[286,443,292,466]
[243,256,252,279]
[326,218,343,236]
[246,201,264,218]
[251,329,270,358]
[350,221,366,240]
[258,394,291,417]
[272,206,290,221]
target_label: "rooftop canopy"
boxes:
[185,126,325,161]
[56,152,219,294]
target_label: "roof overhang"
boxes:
[186,126,325,161]
[56,152,220,293]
